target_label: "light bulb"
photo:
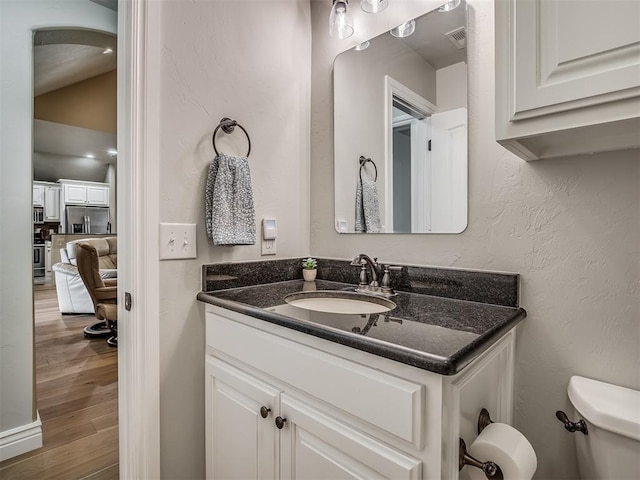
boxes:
[354,40,370,51]
[390,19,415,38]
[360,0,388,14]
[329,0,354,39]
[438,0,461,12]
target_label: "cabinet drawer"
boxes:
[207,310,424,447]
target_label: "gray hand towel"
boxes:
[206,153,256,245]
[355,179,381,233]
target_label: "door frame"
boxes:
[117,0,161,477]
[384,75,435,233]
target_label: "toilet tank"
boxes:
[568,376,640,480]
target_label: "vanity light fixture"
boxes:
[329,0,354,39]
[107,148,118,158]
[361,0,388,14]
[438,0,461,12]
[389,19,415,38]
[354,40,370,51]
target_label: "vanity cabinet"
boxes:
[495,0,640,160]
[206,358,420,480]
[205,305,517,480]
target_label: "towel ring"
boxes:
[359,156,377,182]
[212,117,251,157]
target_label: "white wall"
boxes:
[0,0,116,451]
[311,1,640,479]
[437,61,467,111]
[156,0,311,477]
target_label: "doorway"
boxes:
[0,1,122,476]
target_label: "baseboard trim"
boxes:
[0,413,42,462]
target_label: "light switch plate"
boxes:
[159,223,197,260]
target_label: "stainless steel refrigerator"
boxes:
[65,206,111,234]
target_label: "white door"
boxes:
[429,108,467,233]
[279,394,422,480]
[205,357,280,480]
[86,185,109,206]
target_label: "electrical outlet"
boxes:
[159,223,197,260]
[261,238,276,256]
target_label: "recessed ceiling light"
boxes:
[85,153,95,159]
[102,48,113,55]
[107,148,118,157]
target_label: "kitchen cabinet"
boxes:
[205,306,516,479]
[33,184,45,207]
[61,181,109,206]
[44,185,61,221]
[33,182,61,222]
[495,0,640,160]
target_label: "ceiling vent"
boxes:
[445,27,466,49]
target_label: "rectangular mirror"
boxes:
[334,0,467,233]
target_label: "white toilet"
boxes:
[567,375,640,479]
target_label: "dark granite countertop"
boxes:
[198,275,526,375]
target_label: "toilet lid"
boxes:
[568,376,640,441]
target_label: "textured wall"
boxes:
[157,0,311,477]
[310,1,640,479]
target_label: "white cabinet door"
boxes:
[495,0,640,160]
[44,186,61,221]
[205,357,280,480]
[279,394,422,480]
[33,184,45,207]
[63,184,87,205]
[86,185,109,206]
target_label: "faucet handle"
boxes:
[381,265,403,294]
[358,262,368,287]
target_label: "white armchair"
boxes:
[53,237,117,314]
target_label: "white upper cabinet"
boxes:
[44,185,61,221]
[63,184,87,205]
[33,184,45,207]
[61,181,109,207]
[86,185,109,206]
[495,0,640,160]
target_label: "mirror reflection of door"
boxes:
[391,98,431,233]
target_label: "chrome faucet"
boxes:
[350,253,381,288]
[350,254,402,296]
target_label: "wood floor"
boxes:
[0,284,119,480]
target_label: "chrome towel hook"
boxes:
[212,117,251,157]
[359,155,377,182]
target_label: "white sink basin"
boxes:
[284,291,396,315]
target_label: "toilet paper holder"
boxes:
[459,408,504,479]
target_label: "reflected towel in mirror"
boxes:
[206,153,256,245]
[355,179,381,233]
